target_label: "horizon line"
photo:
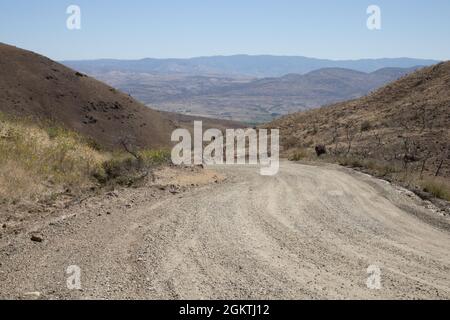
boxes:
[59,53,443,63]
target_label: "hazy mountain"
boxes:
[88,66,420,123]
[62,55,439,78]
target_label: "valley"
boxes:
[63,57,433,123]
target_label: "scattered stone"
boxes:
[107,190,119,198]
[30,234,43,242]
[106,211,112,215]
[23,291,41,299]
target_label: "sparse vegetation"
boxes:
[420,178,450,201]
[271,62,450,202]
[93,149,170,186]
[0,112,169,204]
[288,149,309,161]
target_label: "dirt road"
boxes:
[1,161,449,299]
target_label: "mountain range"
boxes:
[69,65,423,123]
[63,55,439,78]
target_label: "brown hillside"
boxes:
[268,62,450,180]
[0,43,175,149]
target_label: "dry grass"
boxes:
[0,113,170,204]
[328,153,450,201]
[419,178,450,201]
[288,148,311,161]
[0,113,106,203]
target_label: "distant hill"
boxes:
[62,55,439,78]
[88,66,420,123]
[195,66,421,108]
[0,43,175,149]
[267,61,450,182]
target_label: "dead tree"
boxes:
[420,150,432,179]
[119,137,151,181]
[331,123,340,155]
[344,122,357,155]
[434,146,449,177]
[400,136,420,177]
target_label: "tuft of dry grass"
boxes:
[420,178,450,201]
[288,148,311,161]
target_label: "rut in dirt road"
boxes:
[0,161,449,299]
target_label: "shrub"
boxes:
[360,120,372,132]
[315,145,327,157]
[92,149,170,186]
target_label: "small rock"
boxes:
[2,224,6,229]
[23,291,41,299]
[107,190,119,197]
[106,211,111,215]
[30,234,43,242]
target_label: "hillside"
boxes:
[267,62,450,198]
[0,43,175,149]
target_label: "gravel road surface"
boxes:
[1,161,449,299]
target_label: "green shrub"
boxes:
[138,149,171,166]
[93,149,170,186]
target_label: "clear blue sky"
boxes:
[1,0,449,61]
